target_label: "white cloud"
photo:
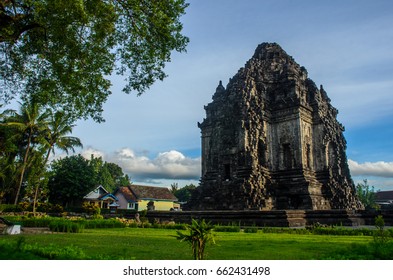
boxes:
[81,147,201,181]
[81,147,106,160]
[348,159,393,178]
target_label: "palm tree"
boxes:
[176,219,215,260]
[5,102,49,205]
[0,108,17,203]
[42,110,83,164]
[31,110,82,214]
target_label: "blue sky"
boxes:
[71,0,393,190]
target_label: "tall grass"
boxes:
[49,220,84,233]
[0,238,90,260]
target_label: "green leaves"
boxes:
[356,179,378,210]
[48,154,95,206]
[0,101,82,205]
[176,219,215,260]
[48,154,130,206]
[1,0,189,122]
[172,183,196,202]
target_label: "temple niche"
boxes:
[188,43,362,211]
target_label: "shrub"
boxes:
[373,215,389,245]
[49,220,84,233]
[50,204,64,213]
[214,225,241,232]
[1,204,23,212]
[82,218,126,229]
[82,202,101,215]
[260,227,309,234]
[244,227,258,233]
[18,202,30,211]
[20,217,53,228]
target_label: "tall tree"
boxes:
[1,0,189,122]
[104,162,130,188]
[88,156,130,191]
[4,101,48,204]
[0,109,20,203]
[31,110,82,213]
[174,183,196,202]
[48,154,96,207]
[24,148,49,214]
[170,182,179,194]
[41,110,82,164]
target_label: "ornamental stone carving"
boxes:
[189,43,363,210]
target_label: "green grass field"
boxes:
[2,227,391,260]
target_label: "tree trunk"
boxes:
[32,147,52,215]
[32,183,39,216]
[14,131,32,205]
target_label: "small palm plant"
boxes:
[374,215,388,245]
[175,219,215,260]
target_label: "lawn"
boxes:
[1,227,385,260]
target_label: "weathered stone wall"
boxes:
[144,210,393,227]
[189,43,362,211]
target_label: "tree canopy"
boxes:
[173,183,196,203]
[0,0,189,122]
[356,179,378,210]
[48,154,130,207]
[0,100,82,204]
[48,154,96,207]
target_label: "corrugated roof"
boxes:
[114,186,138,202]
[375,190,393,201]
[115,185,177,201]
[130,185,177,201]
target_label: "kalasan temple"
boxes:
[188,43,363,211]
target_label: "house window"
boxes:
[127,203,135,210]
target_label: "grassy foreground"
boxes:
[1,227,391,260]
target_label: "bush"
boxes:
[373,215,390,245]
[244,227,258,233]
[50,204,64,213]
[49,220,84,233]
[260,227,310,235]
[82,218,126,229]
[19,217,54,228]
[82,202,101,215]
[0,204,23,212]
[1,202,64,214]
[214,225,241,232]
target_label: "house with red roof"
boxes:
[113,185,179,211]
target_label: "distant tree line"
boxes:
[356,179,379,210]
[49,155,131,207]
[170,183,196,203]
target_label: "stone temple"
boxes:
[188,43,362,211]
